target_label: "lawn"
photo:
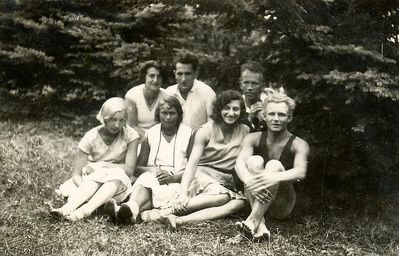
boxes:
[0,116,398,256]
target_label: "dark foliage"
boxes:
[1,0,399,194]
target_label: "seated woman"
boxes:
[104,96,194,223]
[125,60,169,139]
[162,90,250,230]
[50,97,139,221]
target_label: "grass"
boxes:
[0,116,398,256]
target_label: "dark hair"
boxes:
[139,60,163,83]
[210,90,246,124]
[173,52,199,71]
[154,95,184,125]
[240,61,264,81]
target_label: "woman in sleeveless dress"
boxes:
[161,90,250,230]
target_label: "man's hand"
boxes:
[249,102,263,121]
[246,173,279,203]
[156,169,175,185]
[172,194,190,215]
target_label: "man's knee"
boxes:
[246,155,264,174]
[265,160,284,173]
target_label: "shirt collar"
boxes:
[177,79,198,95]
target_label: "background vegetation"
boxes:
[1,0,399,255]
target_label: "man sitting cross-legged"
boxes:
[235,93,310,241]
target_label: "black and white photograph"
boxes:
[1,0,398,255]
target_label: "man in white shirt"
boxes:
[166,53,216,130]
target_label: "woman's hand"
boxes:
[172,194,190,215]
[72,174,83,187]
[156,169,175,185]
[82,161,108,175]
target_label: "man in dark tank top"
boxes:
[235,93,310,241]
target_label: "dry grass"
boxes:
[0,117,398,256]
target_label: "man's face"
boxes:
[263,102,292,133]
[174,63,196,94]
[240,70,264,104]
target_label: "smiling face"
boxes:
[174,63,196,94]
[221,100,242,125]
[240,70,264,105]
[159,103,179,130]
[104,110,127,135]
[263,102,292,133]
[144,67,162,92]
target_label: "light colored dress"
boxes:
[125,84,169,132]
[133,123,193,208]
[56,125,139,202]
[188,121,249,200]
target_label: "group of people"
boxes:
[50,53,310,242]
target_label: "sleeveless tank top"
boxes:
[253,131,296,170]
[198,121,249,171]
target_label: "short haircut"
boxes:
[154,95,184,125]
[263,93,296,116]
[210,90,246,124]
[240,61,264,81]
[139,60,163,83]
[174,52,199,71]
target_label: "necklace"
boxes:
[154,126,178,173]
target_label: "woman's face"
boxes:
[221,100,241,125]
[104,111,127,135]
[144,67,162,91]
[159,103,179,129]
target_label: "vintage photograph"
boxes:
[1,0,398,255]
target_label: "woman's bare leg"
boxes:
[51,180,101,216]
[163,199,245,230]
[67,180,120,221]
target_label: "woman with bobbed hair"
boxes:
[159,90,250,229]
[104,96,195,223]
[51,97,139,221]
[125,60,169,139]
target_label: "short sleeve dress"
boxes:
[57,125,139,202]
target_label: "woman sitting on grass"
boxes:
[104,96,194,223]
[161,90,249,230]
[51,97,139,221]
